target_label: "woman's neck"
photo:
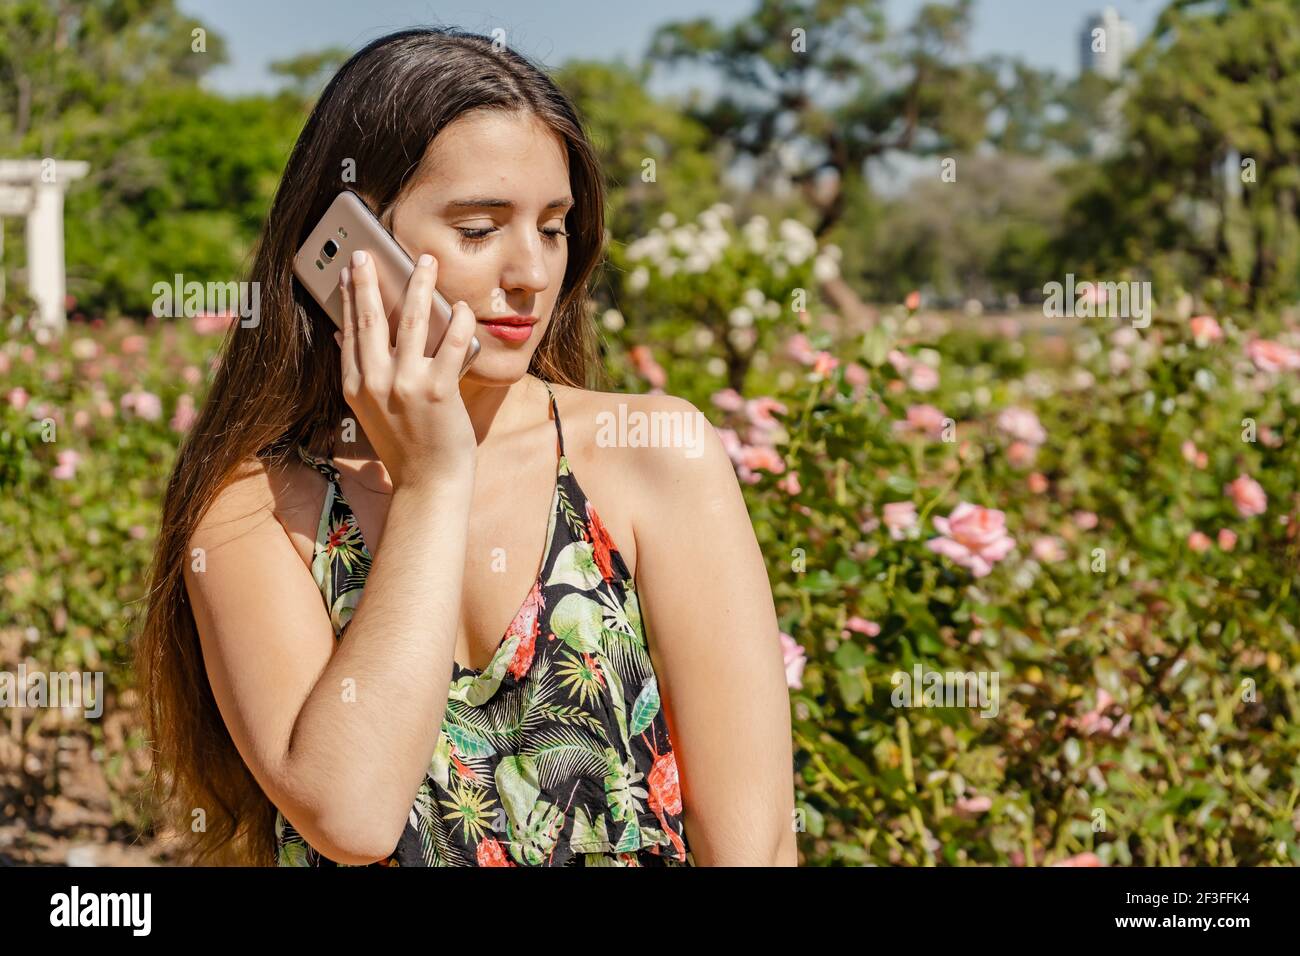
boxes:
[331,373,548,475]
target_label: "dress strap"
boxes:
[296,443,340,481]
[542,380,565,458]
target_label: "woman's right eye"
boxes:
[455,227,496,251]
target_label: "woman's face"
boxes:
[387,110,573,385]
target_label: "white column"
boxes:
[26,180,67,333]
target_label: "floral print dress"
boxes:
[277,381,694,867]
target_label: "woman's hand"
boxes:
[335,249,478,490]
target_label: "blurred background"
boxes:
[1,0,1297,866]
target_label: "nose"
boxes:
[498,224,552,302]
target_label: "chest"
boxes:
[297,453,639,672]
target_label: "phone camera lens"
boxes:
[322,239,339,260]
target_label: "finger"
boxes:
[349,250,389,374]
[395,253,437,379]
[337,266,360,395]
[431,299,479,382]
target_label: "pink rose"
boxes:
[954,795,992,817]
[1052,853,1103,867]
[711,388,744,412]
[996,407,1048,446]
[844,363,869,388]
[898,404,948,440]
[907,363,939,392]
[745,396,787,431]
[1180,440,1207,469]
[170,394,198,433]
[926,502,1016,578]
[7,387,29,411]
[779,632,806,690]
[844,616,880,637]
[1031,536,1066,563]
[1246,338,1300,373]
[882,501,918,541]
[1224,474,1266,518]
[120,389,163,422]
[1006,440,1038,469]
[193,312,235,335]
[1187,531,1211,553]
[715,428,745,469]
[1072,510,1099,530]
[629,345,667,388]
[120,334,147,355]
[1189,315,1222,344]
[51,449,81,481]
[777,471,801,495]
[1217,528,1237,551]
[811,351,839,378]
[739,444,785,475]
[904,290,921,311]
[784,333,816,365]
[1027,472,1049,494]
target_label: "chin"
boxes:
[459,353,538,386]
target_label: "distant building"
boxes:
[1079,6,1137,79]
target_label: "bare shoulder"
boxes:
[548,383,739,523]
[188,452,322,569]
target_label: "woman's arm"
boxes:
[185,460,474,864]
[629,394,798,866]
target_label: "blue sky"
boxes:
[180,0,1165,96]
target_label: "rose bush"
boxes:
[3,244,1299,866]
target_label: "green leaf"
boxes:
[546,540,604,590]
[549,593,605,653]
[629,676,661,736]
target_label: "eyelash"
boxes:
[455,226,569,252]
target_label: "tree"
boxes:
[1059,0,1300,309]
[646,0,1005,238]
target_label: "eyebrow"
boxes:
[444,196,575,211]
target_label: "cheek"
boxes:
[430,245,495,302]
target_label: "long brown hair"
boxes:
[135,27,607,865]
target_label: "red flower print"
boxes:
[476,835,516,867]
[584,500,616,582]
[506,580,545,680]
[644,730,687,861]
[326,519,352,553]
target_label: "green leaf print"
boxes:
[548,592,605,653]
[570,805,610,851]
[602,746,648,823]
[495,755,543,823]
[545,540,604,591]
[444,721,496,759]
[428,732,452,788]
[622,582,642,634]
[614,819,643,853]
[496,755,564,865]
[330,587,362,633]
[629,675,661,737]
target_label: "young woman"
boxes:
[136,27,795,867]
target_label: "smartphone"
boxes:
[292,190,480,377]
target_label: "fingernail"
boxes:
[352,249,367,266]
[333,331,343,347]
[339,266,350,286]
[417,253,433,268]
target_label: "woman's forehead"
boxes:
[418,111,571,199]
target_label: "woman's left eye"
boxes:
[455,226,569,251]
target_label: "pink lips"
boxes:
[477,315,537,344]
